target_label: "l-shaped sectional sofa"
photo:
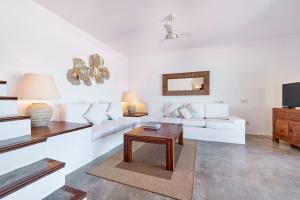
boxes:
[61,102,245,145]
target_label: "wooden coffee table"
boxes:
[124,123,183,171]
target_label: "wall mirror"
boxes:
[162,71,209,96]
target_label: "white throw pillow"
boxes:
[164,103,182,117]
[185,103,198,117]
[83,103,109,125]
[179,108,192,119]
[169,109,180,118]
[107,102,123,120]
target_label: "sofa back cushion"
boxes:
[147,102,165,116]
[107,102,123,120]
[205,103,229,119]
[60,103,91,123]
[185,103,205,118]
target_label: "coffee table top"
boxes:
[125,123,183,139]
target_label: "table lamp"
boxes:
[122,91,139,114]
[18,73,60,127]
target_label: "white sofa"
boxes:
[60,102,245,147]
[141,102,245,144]
[60,103,140,141]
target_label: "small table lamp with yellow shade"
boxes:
[122,91,139,114]
[18,73,60,127]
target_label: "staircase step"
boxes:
[0,97,18,116]
[44,185,87,200]
[0,115,30,122]
[0,158,65,199]
[0,135,46,154]
[0,96,17,100]
[0,82,7,96]
[0,115,31,141]
[0,137,47,177]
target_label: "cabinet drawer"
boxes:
[292,114,300,121]
[289,121,300,144]
[276,111,293,120]
[275,120,289,139]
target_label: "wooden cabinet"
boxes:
[273,108,300,147]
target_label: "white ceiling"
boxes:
[34,0,300,57]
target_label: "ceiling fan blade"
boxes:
[164,24,173,33]
[178,33,192,37]
[161,35,168,43]
[164,14,176,21]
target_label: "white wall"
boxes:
[128,35,300,135]
[0,0,128,119]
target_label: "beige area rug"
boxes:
[89,140,196,200]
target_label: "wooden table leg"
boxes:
[166,140,175,171]
[178,131,184,145]
[124,136,132,162]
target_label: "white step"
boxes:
[0,81,7,96]
[0,116,31,141]
[0,97,18,116]
[0,158,65,200]
[0,137,47,176]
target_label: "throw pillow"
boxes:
[83,103,109,125]
[107,102,123,120]
[179,108,192,119]
[169,109,180,118]
[185,103,198,117]
[164,103,182,117]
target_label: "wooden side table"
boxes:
[123,112,147,117]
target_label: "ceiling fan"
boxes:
[162,14,191,42]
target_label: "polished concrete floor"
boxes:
[66,135,300,200]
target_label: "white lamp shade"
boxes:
[122,91,139,102]
[18,73,60,100]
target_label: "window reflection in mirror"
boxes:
[167,77,204,91]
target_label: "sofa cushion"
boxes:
[186,103,205,118]
[60,103,91,123]
[141,116,163,124]
[205,119,235,130]
[147,102,165,117]
[159,117,181,124]
[205,103,229,119]
[83,103,109,125]
[92,117,139,140]
[181,117,205,127]
[164,102,182,117]
[107,102,123,120]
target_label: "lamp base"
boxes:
[26,103,53,127]
[127,103,136,114]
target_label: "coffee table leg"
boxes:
[178,131,184,145]
[124,137,132,162]
[166,140,175,171]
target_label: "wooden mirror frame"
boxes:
[162,71,209,96]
